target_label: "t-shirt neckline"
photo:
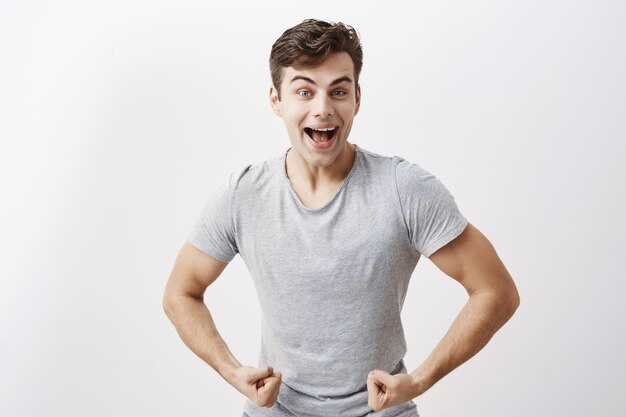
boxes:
[281,144,360,212]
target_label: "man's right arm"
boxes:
[162,241,281,407]
[163,241,241,379]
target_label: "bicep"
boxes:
[164,240,229,301]
[428,223,517,297]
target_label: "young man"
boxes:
[163,19,520,417]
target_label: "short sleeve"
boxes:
[187,176,239,263]
[394,157,468,258]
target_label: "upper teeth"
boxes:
[312,127,334,131]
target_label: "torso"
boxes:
[231,145,422,404]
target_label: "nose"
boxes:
[314,94,334,118]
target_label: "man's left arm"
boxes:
[367,222,520,411]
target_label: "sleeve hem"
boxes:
[187,238,234,264]
[420,217,469,258]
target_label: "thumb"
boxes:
[369,370,393,385]
[248,365,274,383]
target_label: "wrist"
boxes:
[218,361,242,385]
[409,369,434,397]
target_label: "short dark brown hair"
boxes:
[269,18,363,100]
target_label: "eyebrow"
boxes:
[289,75,353,86]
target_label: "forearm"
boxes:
[409,290,518,395]
[164,295,241,384]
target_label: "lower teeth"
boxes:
[306,129,334,143]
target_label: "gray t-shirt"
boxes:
[188,144,468,417]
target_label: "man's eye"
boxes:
[298,91,311,97]
[332,90,346,97]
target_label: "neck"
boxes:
[285,143,357,191]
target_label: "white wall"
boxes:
[1,1,625,416]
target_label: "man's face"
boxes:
[269,52,361,168]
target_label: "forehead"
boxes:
[281,52,355,87]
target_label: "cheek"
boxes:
[333,102,353,117]
[282,110,306,127]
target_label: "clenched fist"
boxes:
[232,365,282,408]
[366,370,418,412]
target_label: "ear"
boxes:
[354,84,361,116]
[269,85,282,117]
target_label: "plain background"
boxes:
[1,1,625,416]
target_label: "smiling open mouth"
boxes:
[304,127,337,143]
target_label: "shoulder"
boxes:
[355,145,399,175]
[392,155,441,193]
[391,155,461,209]
[226,154,282,193]
[392,154,428,176]
[356,146,426,174]
[354,147,435,189]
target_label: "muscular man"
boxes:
[163,18,520,417]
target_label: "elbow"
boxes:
[484,282,520,319]
[163,290,202,320]
[490,286,520,330]
[505,284,521,317]
[163,292,177,319]
[513,288,521,309]
[162,297,171,318]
